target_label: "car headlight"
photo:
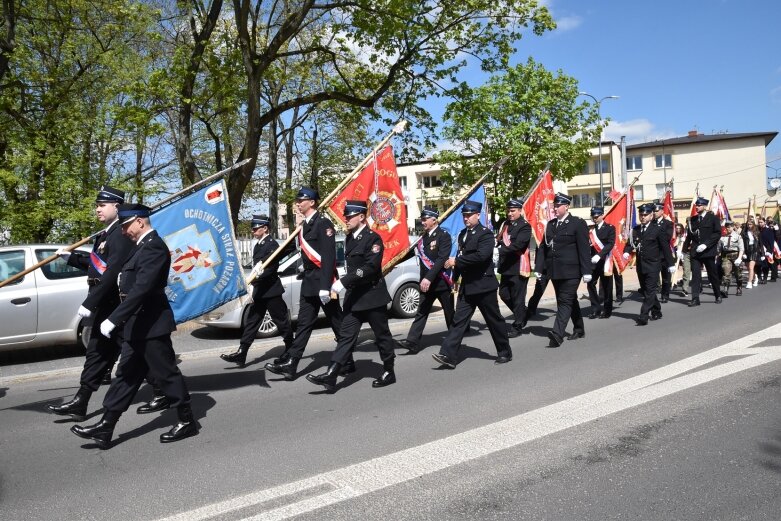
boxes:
[201,312,224,321]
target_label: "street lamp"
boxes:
[767,165,781,192]
[579,92,619,204]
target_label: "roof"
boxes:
[627,131,777,150]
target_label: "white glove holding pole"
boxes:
[622,253,630,261]
[77,305,92,318]
[734,259,742,266]
[668,266,677,274]
[56,247,71,261]
[99,319,115,337]
[319,290,331,305]
[533,272,542,278]
[591,255,600,264]
[331,279,344,294]
[583,275,592,283]
[696,244,706,253]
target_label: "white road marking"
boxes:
[155,322,781,521]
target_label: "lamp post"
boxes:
[579,92,619,204]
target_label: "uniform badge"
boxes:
[372,244,381,253]
[356,268,364,277]
[98,242,106,254]
[429,240,437,250]
[326,228,334,237]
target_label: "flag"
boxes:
[327,145,410,267]
[605,187,635,273]
[607,188,622,202]
[663,188,677,248]
[151,179,247,324]
[439,184,491,257]
[748,196,757,221]
[709,187,731,222]
[521,169,555,245]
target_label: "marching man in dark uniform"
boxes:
[535,193,591,348]
[71,204,198,448]
[586,206,615,319]
[652,200,674,303]
[431,200,512,369]
[496,197,532,338]
[220,214,294,367]
[622,203,675,325]
[48,186,134,421]
[683,196,722,306]
[397,206,454,354]
[307,200,396,391]
[266,187,352,380]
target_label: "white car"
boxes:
[0,244,90,351]
[197,238,423,338]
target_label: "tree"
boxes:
[435,58,601,225]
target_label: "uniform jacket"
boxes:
[108,230,176,340]
[496,217,532,276]
[416,226,453,293]
[718,230,744,259]
[339,227,391,312]
[684,211,721,259]
[67,220,134,326]
[454,223,499,296]
[252,235,292,299]
[655,217,674,244]
[624,221,674,274]
[299,212,338,297]
[535,214,591,280]
[759,226,776,257]
[589,221,616,262]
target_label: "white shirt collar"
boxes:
[352,224,367,238]
[136,229,154,245]
[304,211,317,224]
[104,218,119,233]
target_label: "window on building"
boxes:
[595,159,610,173]
[654,154,672,169]
[655,184,667,200]
[572,192,601,208]
[399,176,408,189]
[422,175,442,188]
[626,155,642,171]
[579,163,590,175]
[634,185,644,200]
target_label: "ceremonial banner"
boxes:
[327,145,410,268]
[605,187,635,273]
[709,187,731,222]
[151,180,247,323]
[663,188,677,249]
[522,169,555,245]
[439,184,491,257]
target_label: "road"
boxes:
[1,283,780,521]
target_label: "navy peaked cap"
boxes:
[695,196,709,206]
[420,206,439,219]
[506,198,524,209]
[296,187,319,201]
[461,200,482,214]
[638,203,654,214]
[553,192,572,205]
[343,200,368,217]
[96,185,125,204]
[251,214,270,228]
[590,206,605,216]
[118,203,151,224]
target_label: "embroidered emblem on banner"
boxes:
[205,187,224,204]
[165,224,221,290]
[369,190,404,231]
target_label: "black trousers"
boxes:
[405,287,454,347]
[526,274,549,315]
[440,290,511,361]
[240,294,293,349]
[498,274,529,330]
[760,258,778,281]
[690,255,721,299]
[637,265,661,319]
[79,328,121,392]
[613,271,624,299]
[286,295,343,359]
[103,335,190,413]
[660,265,672,298]
[551,278,584,339]
[331,306,395,365]
[587,261,613,314]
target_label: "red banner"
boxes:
[604,187,633,273]
[327,145,410,268]
[663,188,676,247]
[522,170,555,245]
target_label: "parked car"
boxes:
[196,237,422,338]
[0,244,90,351]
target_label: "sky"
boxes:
[430,0,781,183]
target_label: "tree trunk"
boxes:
[267,117,279,237]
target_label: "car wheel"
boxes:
[392,282,421,318]
[241,306,281,338]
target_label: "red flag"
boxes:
[607,188,622,202]
[663,188,676,247]
[521,169,555,245]
[327,146,410,267]
[605,187,633,273]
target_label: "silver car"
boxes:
[0,244,90,351]
[196,237,422,338]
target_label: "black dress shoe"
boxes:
[635,317,648,326]
[160,405,199,443]
[372,371,396,388]
[48,388,91,421]
[715,296,723,304]
[137,395,171,414]
[397,339,420,353]
[659,296,668,303]
[431,353,456,369]
[547,331,563,348]
[567,331,585,341]
[681,289,689,296]
[220,347,249,367]
[265,357,300,380]
[306,362,342,391]
[587,313,598,319]
[507,327,523,338]
[340,360,357,376]
[615,297,624,304]
[70,411,120,450]
[688,299,700,307]
[598,312,611,319]
[495,355,512,364]
[650,312,662,321]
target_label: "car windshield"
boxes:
[35,249,87,280]
[0,250,25,284]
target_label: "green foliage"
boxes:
[435,58,601,215]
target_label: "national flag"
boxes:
[151,179,247,324]
[604,187,635,273]
[521,169,555,245]
[439,184,491,258]
[327,145,410,267]
[663,188,677,249]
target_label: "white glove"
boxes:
[696,244,706,253]
[734,259,742,266]
[56,247,71,260]
[742,254,747,260]
[77,305,92,318]
[250,264,263,279]
[99,319,115,337]
[331,279,344,293]
[319,290,331,305]
[774,225,779,231]
[667,266,677,274]
[591,255,600,264]
[533,272,542,278]
[622,253,630,261]
[583,274,592,283]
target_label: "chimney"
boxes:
[688,130,698,138]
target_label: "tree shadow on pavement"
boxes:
[757,432,781,474]
[0,387,7,399]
